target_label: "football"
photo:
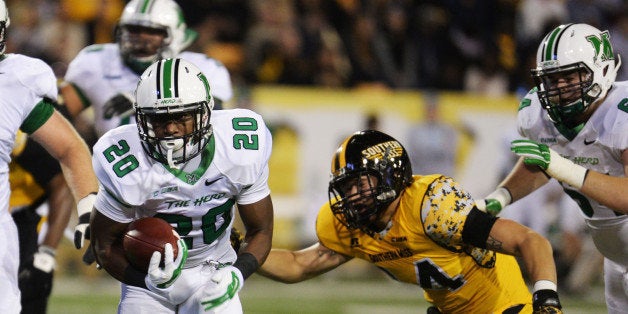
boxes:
[122,217,180,273]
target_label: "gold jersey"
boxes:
[317,174,533,313]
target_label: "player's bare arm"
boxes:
[257,242,350,283]
[499,158,549,202]
[237,195,275,268]
[30,110,98,200]
[574,149,628,214]
[487,218,557,285]
[90,209,142,286]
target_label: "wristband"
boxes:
[233,252,259,279]
[546,150,588,189]
[77,193,97,217]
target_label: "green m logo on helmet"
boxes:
[586,31,614,62]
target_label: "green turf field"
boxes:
[48,273,607,314]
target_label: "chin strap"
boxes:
[166,148,179,169]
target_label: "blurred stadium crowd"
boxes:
[5,0,628,96]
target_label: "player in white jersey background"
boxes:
[476,23,628,313]
[0,1,99,312]
[89,58,274,313]
[61,0,233,140]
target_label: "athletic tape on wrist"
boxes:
[547,150,588,189]
[77,193,97,217]
[533,280,557,293]
[486,187,512,207]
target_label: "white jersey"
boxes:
[517,81,628,266]
[0,53,57,313]
[0,54,57,214]
[64,43,233,137]
[92,108,272,268]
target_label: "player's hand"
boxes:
[18,245,55,301]
[103,92,134,119]
[533,289,562,314]
[146,239,188,289]
[199,265,244,312]
[230,228,244,253]
[74,193,96,249]
[511,140,588,189]
[475,198,504,216]
[475,187,511,216]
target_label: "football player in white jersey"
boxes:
[0,1,99,312]
[476,23,628,313]
[62,0,233,139]
[89,58,273,313]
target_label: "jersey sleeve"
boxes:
[16,57,58,101]
[91,127,141,222]
[63,45,105,108]
[231,110,273,205]
[420,176,476,252]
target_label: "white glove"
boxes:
[146,239,188,288]
[145,239,193,304]
[74,193,96,249]
[199,265,244,312]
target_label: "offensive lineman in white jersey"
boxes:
[476,23,628,313]
[62,0,233,138]
[0,1,99,312]
[89,58,273,313]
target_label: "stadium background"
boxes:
[4,0,624,312]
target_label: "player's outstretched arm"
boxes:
[257,242,350,283]
[512,140,628,214]
[487,218,562,313]
[31,110,98,202]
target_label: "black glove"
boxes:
[426,305,442,314]
[230,227,244,253]
[18,245,55,302]
[103,92,134,119]
[533,289,562,314]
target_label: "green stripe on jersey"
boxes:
[20,99,55,134]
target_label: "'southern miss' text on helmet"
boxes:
[328,130,413,235]
[0,0,9,55]
[532,23,621,127]
[134,58,214,168]
[118,0,197,73]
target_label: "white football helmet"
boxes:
[0,0,10,55]
[135,58,214,168]
[532,23,621,127]
[118,0,197,73]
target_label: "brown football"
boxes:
[122,217,179,273]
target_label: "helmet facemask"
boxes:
[329,169,396,234]
[328,131,413,236]
[136,101,212,168]
[533,23,622,128]
[118,0,193,74]
[532,63,597,128]
[119,24,169,73]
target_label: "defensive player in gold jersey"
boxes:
[258,130,562,313]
